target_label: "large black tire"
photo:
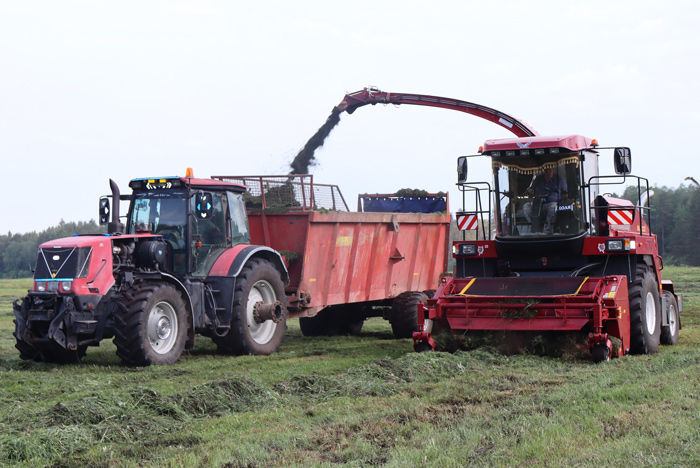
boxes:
[113,283,188,366]
[629,266,661,354]
[390,291,428,339]
[299,313,331,337]
[660,290,680,345]
[214,258,287,355]
[14,335,86,364]
[13,303,87,364]
[299,305,365,337]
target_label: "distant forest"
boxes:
[1,184,699,278]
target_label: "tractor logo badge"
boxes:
[477,246,484,256]
[598,243,605,253]
[541,257,548,266]
[517,141,532,148]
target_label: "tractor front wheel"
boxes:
[113,283,188,366]
[629,266,661,354]
[215,258,287,355]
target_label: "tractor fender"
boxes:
[209,245,289,284]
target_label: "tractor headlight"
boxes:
[453,243,478,256]
[606,238,633,252]
[36,281,46,292]
[60,281,72,292]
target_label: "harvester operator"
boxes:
[523,167,568,234]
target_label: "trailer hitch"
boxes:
[253,301,284,323]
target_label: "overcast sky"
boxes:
[1,1,698,234]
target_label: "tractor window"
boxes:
[496,158,585,237]
[228,192,250,245]
[129,192,188,249]
[190,192,229,275]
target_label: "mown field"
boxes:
[1,268,699,467]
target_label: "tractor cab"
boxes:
[116,175,250,276]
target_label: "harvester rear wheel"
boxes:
[629,266,661,354]
[214,258,287,355]
[390,291,428,339]
[660,290,680,345]
[113,282,188,366]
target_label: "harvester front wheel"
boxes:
[660,290,680,345]
[390,291,428,339]
[629,266,661,354]
[114,283,188,366]
[591,344,610,363]
[215,258,287,355]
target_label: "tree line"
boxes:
[0,220,105,278]
[0,184,698,278]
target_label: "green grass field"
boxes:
[1,268,699,467]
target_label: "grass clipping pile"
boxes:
[433,329,596,361]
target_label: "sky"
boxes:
[1,0,699,234]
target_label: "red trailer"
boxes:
[213,175,451,337]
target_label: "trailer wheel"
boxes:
[629,266,661,354]
[390,291,428,339]
[299,313,330,336]
[299,305,365,336]
[660,290,680,345]
[113,283,188,366]
[215,258,287,355]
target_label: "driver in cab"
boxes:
[523,167,568,234]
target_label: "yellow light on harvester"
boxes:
[185,167,194,178]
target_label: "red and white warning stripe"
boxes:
[608,209,634,225]
[457,214,478,230]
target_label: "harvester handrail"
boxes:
[457,181,492,240]
[587,174,652,237]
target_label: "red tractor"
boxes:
[13,174,290,365]
[337,87,681,362]
[413,137,681,361]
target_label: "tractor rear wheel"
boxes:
[390,291,428,339]
[113,282,188,366]
[660,290,680,345]
[629,266,661,354]
[214,258,287,355]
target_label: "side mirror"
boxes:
[614,147,632,175]
[99,197,110,225]
[195,192,213,219]
[457,156,468,183]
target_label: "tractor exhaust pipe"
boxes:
[108,179,124,234]
[253,301,284,323]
